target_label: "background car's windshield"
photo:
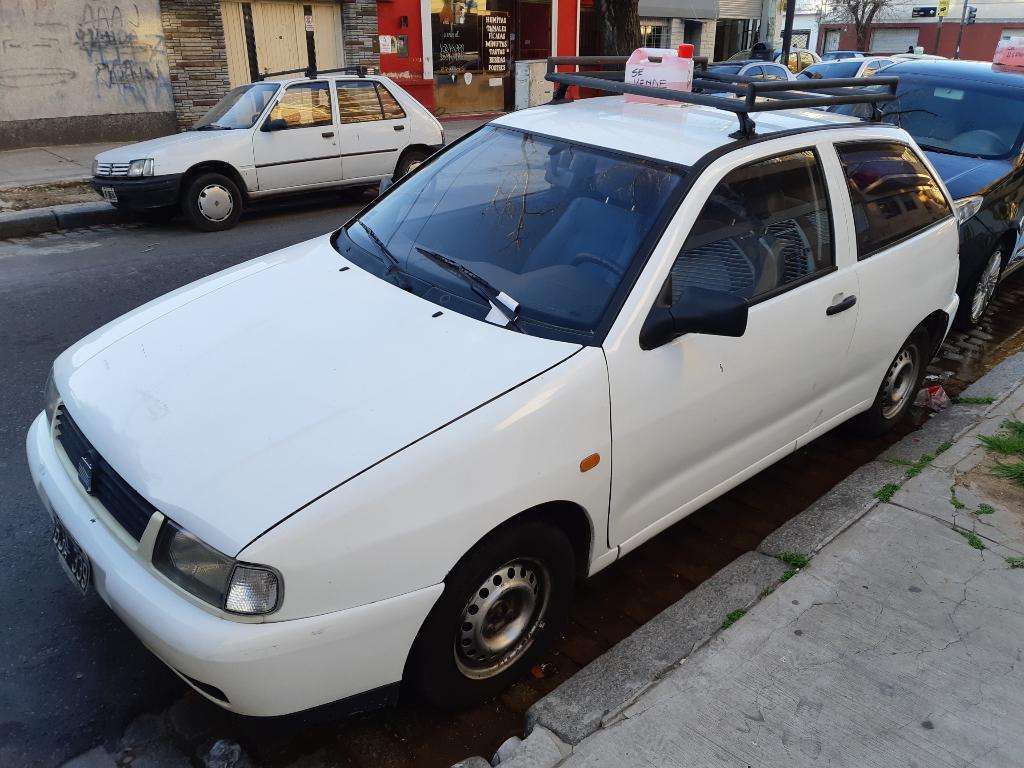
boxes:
[798,61,860,79]
[348,126,684,338]
[193,83,279,129]
[883,78,1024,159]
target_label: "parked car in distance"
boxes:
[31,70,960,719]
[829,58,1024,326]
[726,47,821,72]
[91,70,444,232]
[822,50,864,61]
[703,59,794,87]
[797,57,896,80]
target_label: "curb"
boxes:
[498,349,1024,766]
[0,200,125,239]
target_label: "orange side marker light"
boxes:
[579,453,601,473]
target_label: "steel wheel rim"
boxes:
[970,250,1001,323]
[881,346,920,420]
[455,558,550,680]
[197,184,233,222]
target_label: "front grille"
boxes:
[54,404,156,540]
[95,162,130,177]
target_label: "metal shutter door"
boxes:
[870,27,920,53]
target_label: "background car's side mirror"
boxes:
[639,286,748,350]
[262,117,289,132]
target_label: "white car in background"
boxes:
[31,66,960,718]
[91,69,444,231]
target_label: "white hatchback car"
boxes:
[30,67,960,718]
[91,68,443,231]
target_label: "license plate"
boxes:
[52,516,91,594]
[101,186,117,204]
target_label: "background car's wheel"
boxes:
[395,148,430,179]
[847,326,931,438]
[181,172,242,232]
[956,248,1002,328]
[406,519,575,710]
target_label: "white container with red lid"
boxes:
[625,44,695,103]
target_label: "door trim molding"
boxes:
[255,153,340,169]
[341,147,398,158]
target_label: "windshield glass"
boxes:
[342,126,685,341]
[193,83,279,129]
[798,61,860,79]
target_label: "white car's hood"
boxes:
[56,235,580,555]
[95,131,239,163]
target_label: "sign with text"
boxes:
[483,12,510,75]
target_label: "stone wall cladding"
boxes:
[342,0,382,70]
[160,0,232,130]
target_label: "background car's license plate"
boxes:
[52,517,91,593]
[101,187,117,203]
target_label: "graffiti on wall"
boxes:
[0,0,173,120]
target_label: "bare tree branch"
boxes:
[824,0,898,51]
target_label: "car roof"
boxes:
[885,58,1024,86]
[492,95,860,167]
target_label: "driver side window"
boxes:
[669,149,835,303]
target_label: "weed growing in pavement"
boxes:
[956,396,996,405]
[935,441,953,456]
[722,609,746,629]
[760,586,774,598]
[950,486,966,510]
[975,503,996,516]
[992,460,1024,486]
[980,420,1024,488]
[777,552,810,583]
[906,453,936,478]
[955,527,986,550]
[1006,557,1024,569]
[875,483,900,502]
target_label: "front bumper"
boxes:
[26,411,442,716]
[90,174,182,209]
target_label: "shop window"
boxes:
[268,82,333,129]
[640,22,666,49]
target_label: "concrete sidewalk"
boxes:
[0,143,118,188]
[481,352,1024,768]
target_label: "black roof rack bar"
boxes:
[256,64,368,82]
[544,56,897,139]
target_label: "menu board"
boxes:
[483,12,510,75]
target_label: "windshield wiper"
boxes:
[358,221,412,291]
[414,246,522,330]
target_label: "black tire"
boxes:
[394,148,431,180]
[406,519,575,710]
[954,247,1003,329]
[181,172,242,232]
[848,326,931,438]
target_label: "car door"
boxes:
[336,80,411,181]
[251,80,341,192]
[832,139,958,405]
[605,143,860,552]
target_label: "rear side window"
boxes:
[836,142,951,259]
[377,84,406,119]
[337,81,407,123]
[671,149,834,302]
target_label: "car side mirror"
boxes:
[262,117,289,132]
[639,286,748,350]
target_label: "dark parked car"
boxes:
[822,50,864,61]
[831,59,1024,326]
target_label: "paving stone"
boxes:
[958,350,1024,402]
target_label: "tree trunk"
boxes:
[595,0,641,55]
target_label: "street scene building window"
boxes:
[671,150,834,302]
[836,142,951,260]
[640,22,666,48]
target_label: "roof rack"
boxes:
[544,56,897,139]
[256,65,368,81]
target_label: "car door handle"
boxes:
[826,295,857,316]
[393,125,405,131]
[322,131,335,139]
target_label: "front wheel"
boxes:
[406,519,575,709]
[181,172,242,232]
[956,248,1002,328]
[847,327,930,438]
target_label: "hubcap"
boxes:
[880,346,920,420]
[970,250,1002,323]
[455,559,550,680]
[197,184,233,222]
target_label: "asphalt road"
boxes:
[0,190,374,767]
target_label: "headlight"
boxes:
[153,519,281,615]
[44,366,60,425]
[955,195,984,224]
[91,159,100,176]
[127,158,154,178]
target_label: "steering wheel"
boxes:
[571,253,625,277]
[950,129,1004,155]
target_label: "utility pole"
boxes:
[954,1,975,59]
[933,15,943,54]
[781,0,797,63]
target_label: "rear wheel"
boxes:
[848,327,930,437]
[181,172,242,232]
[395,148,431,179]
[406,519,575,709]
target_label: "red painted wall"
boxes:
[557,0,577,56]
[818,22,1014,61]
[377,0,435,111]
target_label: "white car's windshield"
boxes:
[340,126,685,342]
[193,83,279,130]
